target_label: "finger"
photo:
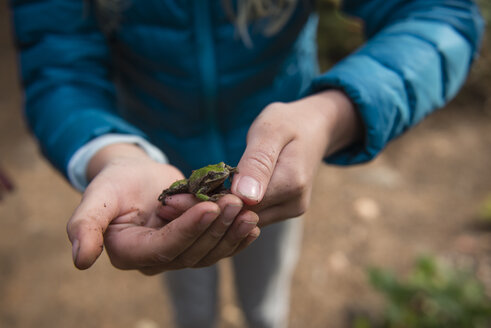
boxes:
[66,183,120,270]
[156,194,200,220]
[172,195,243,266]
[232,106,293,205]
[244,161,301,213]
[245,139,313,214]
[139,220,260,274]
[195,210,259,267]
[137,226,254,275]
[144,213,173,229]
[256,196,309,227]
[104,201,220,269]
[229,227,261,257]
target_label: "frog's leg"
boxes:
[195,192,211,202]
[158,179,189,204]
[208,193,225,202]
[195,186,231,202]
[207,189,232,202]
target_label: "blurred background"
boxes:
[0,1,490,327]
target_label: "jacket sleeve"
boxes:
[11,0,147,176]
[308,0,485,165]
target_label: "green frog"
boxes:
[158,162,237,205]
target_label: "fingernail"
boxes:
[238,221,257,237]
[249,227,261,238]
[200,211,219,228]
[237,176,261,201]
[72,239,80,264]
[223,204,242,226]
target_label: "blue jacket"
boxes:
[11,0,484,177]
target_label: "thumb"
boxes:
[67,183,119,270]
[232,116,292,205]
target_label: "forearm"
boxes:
[310,0,484,165]
[11,0,151,177]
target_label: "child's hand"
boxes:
[232,90,362,226]
[66,144,260,273]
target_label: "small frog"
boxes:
[158,162,237,205]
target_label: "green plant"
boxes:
[356,256,491,328]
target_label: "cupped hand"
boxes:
[148,193,260,273]
[231,90,362,226]
[66,144,260,273]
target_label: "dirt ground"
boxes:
[1,3,490,328]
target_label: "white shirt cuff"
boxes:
[67,134,168,192]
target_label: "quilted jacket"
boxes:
[10,0,484,177]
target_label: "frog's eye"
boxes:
[208,172,216,179]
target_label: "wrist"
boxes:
[87,143,152,182]
[68,134,168,192]
[297,89,363,157]
[323,90,363,157]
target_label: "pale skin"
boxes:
[66,89,362,273]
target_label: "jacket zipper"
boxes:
[193,0,225,162]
